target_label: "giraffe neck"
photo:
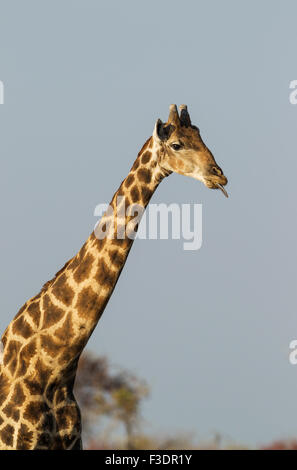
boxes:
[1,136,167,382]
[0,136,169,450]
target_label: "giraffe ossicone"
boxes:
[0,104,228,450]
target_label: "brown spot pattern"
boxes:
[3,339,22,366]
[14,303,27,319]
[132,159,140,171]
[37,411,55,432]
[69,243,87,271]
[12,315,34,339]
[141,186,152,204]
[141,151,151,164]
[54,315,74,343]
[26,301,41,327]
[16,424,34,450]
[55,388,66,406]
[24,377,44,396]
[125,174,134,187]
[42,259,73,293]
[8,358,17,376]
[42,294,64,328]
[11,383,26,406]
[2,403,20,422]
[73,253,95,284]
[76,286,99,319]
[23,401,49,424]
[56,405,80,430]
[0,424,14,447]
[40,334,60,358]
[36,432,52,448]
[34,358,52,385]
[109,249,125,268]
[138,168,151,184]
[130,185,140,203]
[17,339,37,376]
[52,273,75,306]
[96,260,116,288]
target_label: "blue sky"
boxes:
[0,0,297,447]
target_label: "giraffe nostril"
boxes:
[212,166,222,176]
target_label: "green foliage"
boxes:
[75,351,295,451]
[74,352,148,448]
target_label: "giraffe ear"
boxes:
[153,119,174,142]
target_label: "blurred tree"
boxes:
[74,352,148,449]
[76,351,287,450]
[261,439,297,450]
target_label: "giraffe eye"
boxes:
[171,143,183,151]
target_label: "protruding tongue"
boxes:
[217,184,229,198]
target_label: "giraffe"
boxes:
[0,104,228,450]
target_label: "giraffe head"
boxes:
[153,104,228,197]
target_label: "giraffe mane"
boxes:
[40,259,73,293]
[41,137,153,296]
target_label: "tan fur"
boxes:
[0,105,228,449]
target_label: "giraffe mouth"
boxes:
[216,183,229,198]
